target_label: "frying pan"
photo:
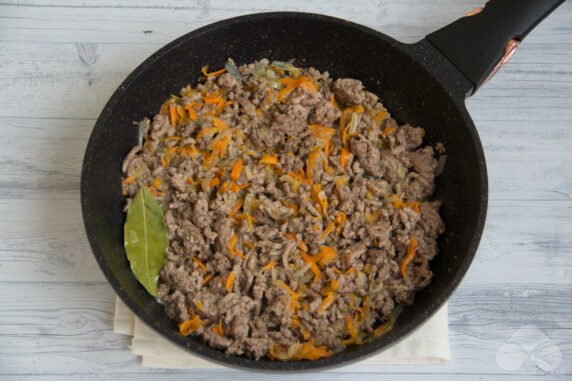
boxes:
[81,0,565,371]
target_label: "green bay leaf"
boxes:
[124,188,168,296]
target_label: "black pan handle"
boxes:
[426,0,565,94]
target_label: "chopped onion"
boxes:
[224,61,242,78]
[271,268,278,284]
[295,263,312,279]
[137,120,146,147]
[271,59,301,77]
[436,155,447,176]
[347,112,361,137]
[244,193,255,215]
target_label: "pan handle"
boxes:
[426,0,565,94]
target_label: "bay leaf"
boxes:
[124,188,168,296]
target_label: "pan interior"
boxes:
[82,13,486,370]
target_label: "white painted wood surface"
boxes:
[0,0,571,379]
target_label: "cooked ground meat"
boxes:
[122,59,445,361]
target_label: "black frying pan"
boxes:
[81,0,565,371]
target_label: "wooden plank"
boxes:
[0,197,570,284]
[0,282,570,375]
[0,0,490,44]
[1,375,571,381]
[0,116,570,202]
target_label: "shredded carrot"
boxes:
[401,237,418,278]
[234,213,255,229]
[213,318,225,336]
[335,212,346,236]
[373,318,394,337]
[270,342,318,361]
[301,329,311,341]
[340,148,351,171]
[291,315,301,328]
[225,271,235,292]
[195,300,203,311]
[306,147,323,180]
[243,241,255,250]
[408,201,421,214]
[123,176,135,184]
[329,94,339,110]
[169,103,178,127]
[179,315,202,336]
[262,259,276,270]
[374,109,389,125]
[230,159,243,181]
[208,177,220,189]
[185,102,200,121]
[228,234,238,257]
[365,210,382,224]
[316,292,335,313]
[316,246,337,266]
[218,181,250,193]
[345,267,358,277]
[281,201,299,216]
[218,135,230,159]
[382,126,396,137]
[212,117,229,132]
[277,74,318,102]
[275,280,300,312]
[330,279,340,291]
[301,251,322,283]
[191,257,207,273]
[151,178,162,190]
[259,154,279,165]
[202,273,215,285]
[196,127,218,140]
[345,315,358,338]
[310,183,329,215]
[284,232,296,243]
[203,91,223,104]
[228,198,245,218]
[320,222,335,241]
[201,65,226,77]
[308,124,336,139]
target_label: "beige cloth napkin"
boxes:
[113,298,450,368]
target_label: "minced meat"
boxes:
[122,58,445,361]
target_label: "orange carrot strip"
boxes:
[340,148,351,171]
[316,292,335,313]
[201,65,226,77]
[400,237,418,278]
[225,271,235,292]
[191,257,207,273]
[179,315,202,336]
[169,103,178,127]
[230,159,243,181]
[259,154,279,165]
[228,198,245,218]
[382,126,396,137]
[262,259,276,270]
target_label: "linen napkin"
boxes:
[113,298,450,368]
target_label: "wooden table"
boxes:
[1,1,571,380]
